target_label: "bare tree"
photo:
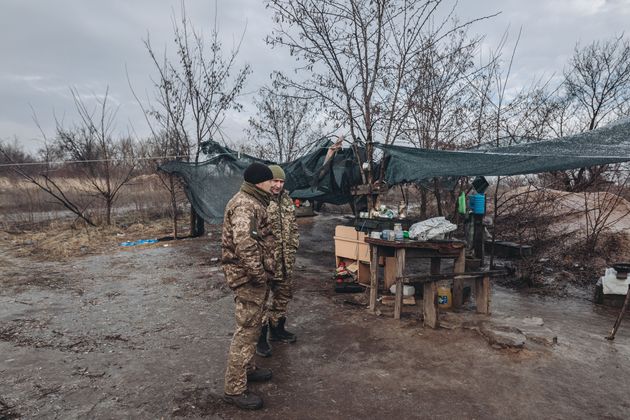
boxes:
[405,30,479,150]
[565,35,630,131]
[53,87,136,226]
[247,76,323,163]
[548,35,630,191]
[135,131,187,238]
[403,28,483,216]
[140,4,251,236]
[0,139,96,227]
[267,0,498,195]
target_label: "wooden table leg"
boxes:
[475,273,491,314]
[394,248,406,319]
[452,247,466,309]
[423,282,439,328]
[369,245,379,312]
[394,277,403,319]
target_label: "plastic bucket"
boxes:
[437,286,452,309]
[469,194,486,215]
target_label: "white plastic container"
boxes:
[389,284,415,296]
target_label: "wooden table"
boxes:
[364,237,468,326]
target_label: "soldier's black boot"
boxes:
[269,317,297,343]
[255,325,272,357]
[247,367,272,382]
[223,391,263,410]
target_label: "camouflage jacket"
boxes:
[268,189,299,279]
[221,183,276,289]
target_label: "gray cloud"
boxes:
[1,0,629,153]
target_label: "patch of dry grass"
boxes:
[0,174,180,221]
[0,217,185,261]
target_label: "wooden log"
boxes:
[473,214,484,260]
[454,248,466,272]
[423,281,439,328]
[475,274,491,314]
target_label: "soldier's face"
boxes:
[256,179,274,193]
[270,179,285,195]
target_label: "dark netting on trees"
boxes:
[283,138,366,204]
[160,138,365,221]
[160,157,250,223]
[161,118,630,222]
[378,118,630,184]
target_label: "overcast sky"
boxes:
[1,0,629,153]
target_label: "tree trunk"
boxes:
[106,198,112,226]
[190,207,205,237]
[169,175,178,239]
[420,188,427,219]
[433,178,443,217]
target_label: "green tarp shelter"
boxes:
[161,118,630,222]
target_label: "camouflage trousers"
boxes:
[265,274,294,325]
[224,282,269,395]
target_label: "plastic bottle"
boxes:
[458,192,467,214]
[393,223,403,240]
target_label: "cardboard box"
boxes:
[333,226,370,263]
[334,225,371,284]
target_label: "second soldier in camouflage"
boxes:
[256,164,300,357]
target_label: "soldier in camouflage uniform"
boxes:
[256,165,299,357]
[221,162,276,410]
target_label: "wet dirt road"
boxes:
[1,215,630,419]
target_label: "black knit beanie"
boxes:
[244,162,274,184]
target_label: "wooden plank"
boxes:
[383,257,398,290]
[452,247,466,309]
[398,270,505,284]
[364,237,465,251]
[358,262,371,285]
[369,245,379,311]
[475,274,491,314]
[381,295,416,306]
[356,231,370,262]
[394,248,406,319]
[423,282,439,328]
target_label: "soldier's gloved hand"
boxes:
[249,275,266,288]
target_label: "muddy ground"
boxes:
[1,214,630,419]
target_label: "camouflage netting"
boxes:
[160,138,364,222]
[161,118,630,222]
[380,117,630,184]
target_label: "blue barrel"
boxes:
[469,194,486,215]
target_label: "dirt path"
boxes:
[1,215,630,419]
